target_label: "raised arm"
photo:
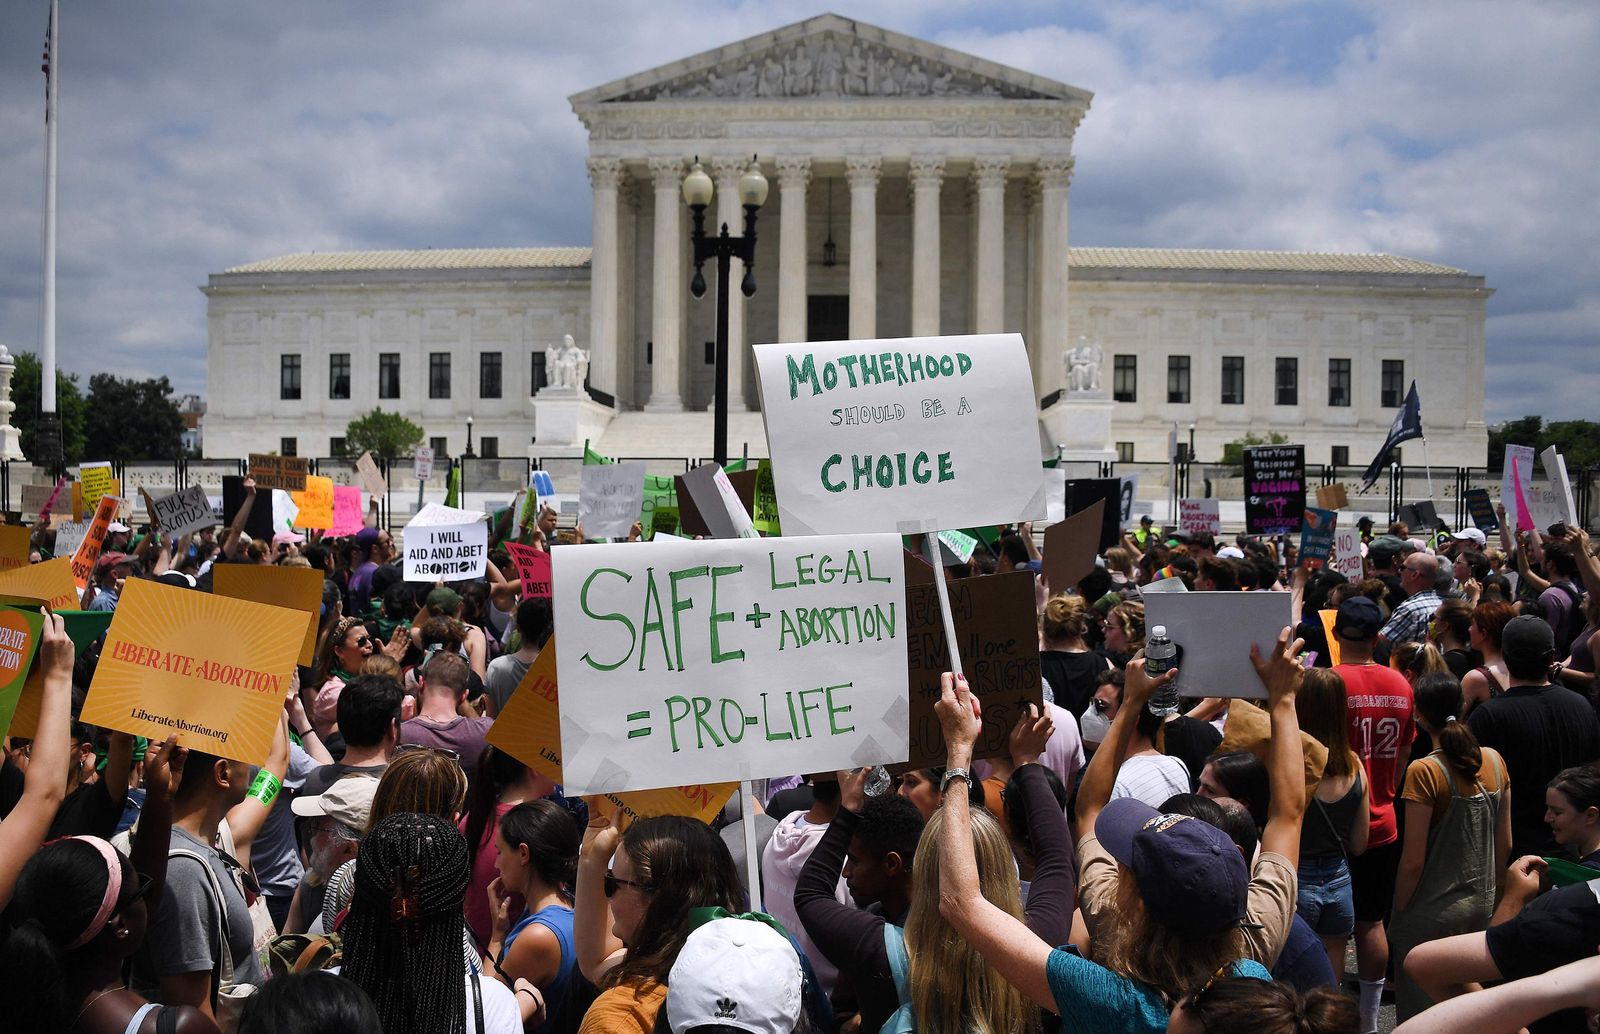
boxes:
[132,735,183,909]
[1074,653,1175,833]
[0,611,73,911]
[222,477,257,560]
[223,713,290,872]
[1009,708,1075,946]
[574,810,627,983]
[1252,626,1307,866]
[793,768,888,977]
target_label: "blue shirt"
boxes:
[1046,949,1270,1033]
[1272,914,1338,991]
[503,904,576,1034]
[87,586,119,612]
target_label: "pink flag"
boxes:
[505,542,552,599]
[1512,461,1535,532]
[330,486,365,536]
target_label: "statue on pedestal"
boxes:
[1064,336,1103,393]
[545,334,590,392]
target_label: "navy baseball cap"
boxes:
[1094,798,1251,938]
[1334,596,1384,641]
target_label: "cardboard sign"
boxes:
[80,580,307,764]
[1065,479,1123,551]
[403,503,488,581]
[679,464,758,540]
[1300,507,1338,568]
[903,568,1040,769]
[54,522,88,559]
[355,451,388,497]
[1178,498,1222,537]
[1042,468,1067,523]
[1143,591,1294,700]
[248,453,310,492]
[1465,489,1499,532]
[23,480,63,520]
[3,608,110,739]
[1243,445,1306,536]
[212,564,324,667]
[505,542,552,599]
[79,462,116,512]
[753,333,1046,536]
[1331,528,1364,580]
[578,461,645,540]
[1541,447,1579,526]
[147,485,215,538]
[1318,610,1342,667]
[70,496,120,590]
[222,477,277,543]
[1043,499,1105,594]
[1502,445,1535,533]
[486,640,736,825]
[292,476,335,530]
[753,461,781,535]
[413,446,435,481]
[330,486,365,536]
[0,526,30,571]
[1316,484,1350,510]
[0,607,46,739]
[552,534,908,794]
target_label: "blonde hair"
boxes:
[367,750,468,833]
[1100,870,1245,1002]
[360,654,402,680]
[1104,546,1137,577]
[1110,601,1146,650]
[1041,594,1090,643]
[1391,641,1447,680]
[905,809,1038,1034]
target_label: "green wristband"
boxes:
[246,769,282,808]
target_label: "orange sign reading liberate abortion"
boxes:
[79,579,308,764]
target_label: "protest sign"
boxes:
[1243,445,1306,536]
[23,480,63,519]
[1396,504,1421,530]
[1141,576,1189,594]
[247,453,309,492]
[578,461,645,540]
[1542,446,1579,526]
[1064,479,1122,551]
[212,564,324,666]
[80,579,307,764]
[505,542,552,598]
[0,557,79,611]
[70,495,120,590]
[1414,500,1440,530]
[0,526,29,571]
[1042,468,1067,523]
[79,462,116,512]
[1178,498,1222,537]
[355,451,388,497]
[1318,610,1342,667]
[4,608,115,738]
[1043,499,1104,594]
[0,607,45,739]
[1118,475,1140,525]
[1143,591,1293,700]
[222,477,277,542]
[1300,507,1338,568]
[903,569,1040,769]
[330,486,364,536]
[71,478,121,523]
[1502,445,1536,532]
[1331,528,1364,581]
[54,522,87,559]
[552,534,908,794]
[147,485,215,538]
[753,333,1046,536]
[272,490,300,534]
[679,464,758,540]
[487,640,736,824]
[402,503,488,581]
[1316,484,1350,510]
[413,446,435,481]
[936,529,978,564]
[1465,488,1498,531]
[753,461,781,535]
[292,475,335,530]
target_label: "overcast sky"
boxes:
[0,1,1594,424]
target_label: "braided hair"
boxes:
[342,813,473,1034]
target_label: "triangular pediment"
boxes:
[569,13,1092,107]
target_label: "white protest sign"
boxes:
[937,529,978,564]
[1178,498,1221,536]
[579,461,645,540]
[402,503,488,580]
[1502,444,1535,532]
[1140,576,1189,594]
[1331,528,1364,580]
[681,464,758,540]
[413,446,435,481]
[355,451,388,497]
[1042,468,1067,523]
[553,534,909,794]
[753,333,1046,535]
[1144,591,1293,700]
[54,522,88,557]
[1541,446,1579,526]
[149,485,215,537]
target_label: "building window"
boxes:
[705,341,716,365]
[480,352,502,399]
[329,436,346,457]
[1221,356,1245,405]
[1382,360,1405,407]
[329,353,351,400]
[1116,441,1135,463]
[480,436,499,459]
[1328,358,1351,407]
[646,341,654,364]
[1167,356,1191,404]
[379,353,401,399]
[429,436,448,460]
[1275,358,1298,406]
[429,353,451,399]
[280,437,297,457]
[1332,446,1349,467]
[280,355,301,400]
[1113,355,1137,402]
[530,352,548,393]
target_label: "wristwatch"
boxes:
[939,768,972,794]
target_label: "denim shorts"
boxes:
[1296,856,1355,938]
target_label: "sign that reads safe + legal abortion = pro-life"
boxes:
[552,534,909,795]
[753,334,1047,535]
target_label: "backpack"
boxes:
[168,846,258,1034]
[881,923,914,1034]
[266,932,343,977]
[1549,580,1585,657]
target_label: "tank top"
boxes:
[502,904,577,1034]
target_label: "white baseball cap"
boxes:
[1451,527,1487,547]
[1217,545,1246,560]
[666,918,803,1034]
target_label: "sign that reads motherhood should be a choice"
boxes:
[403,503,488,581]
[753,334,1046,535]
[553,534,909,794]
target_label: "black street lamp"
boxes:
[465,416,475,458]
[682,156,768,467]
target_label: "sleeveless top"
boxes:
[502,904,577,1034]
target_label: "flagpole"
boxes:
[1421,433,1436,506]
[40,0,61,470]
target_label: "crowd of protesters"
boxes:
[4,471,1600,1034]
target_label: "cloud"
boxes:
[0,0,1593,427]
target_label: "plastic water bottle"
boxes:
[1146,625,1179,717]
[863,765,892,798]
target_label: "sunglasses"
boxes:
[395,743,461,763]
[118,871,156,911]
[353,635,373,648]
[1186,964,1231,1011]
[604,871,654,897]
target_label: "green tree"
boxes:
[9,352,87,462]
[344,408,424,458]
[1221,430,1291,467]
[83,374,184,461]
[1489,417,1600,470]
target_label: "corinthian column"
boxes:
[845,156,881,340]
[1035,156,1075,401]
[711,157,751,410]
[909,157,945,337]
[646,157,684,411]
[585,157,624,402]
[973,157,1010,334]
[775,156,811,346]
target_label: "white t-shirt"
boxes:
[1110,753,1191,808]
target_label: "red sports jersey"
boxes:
[1337,662,1416,847]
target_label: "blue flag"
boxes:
[1360,381,1423,490]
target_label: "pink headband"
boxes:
[66,836,123,949]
